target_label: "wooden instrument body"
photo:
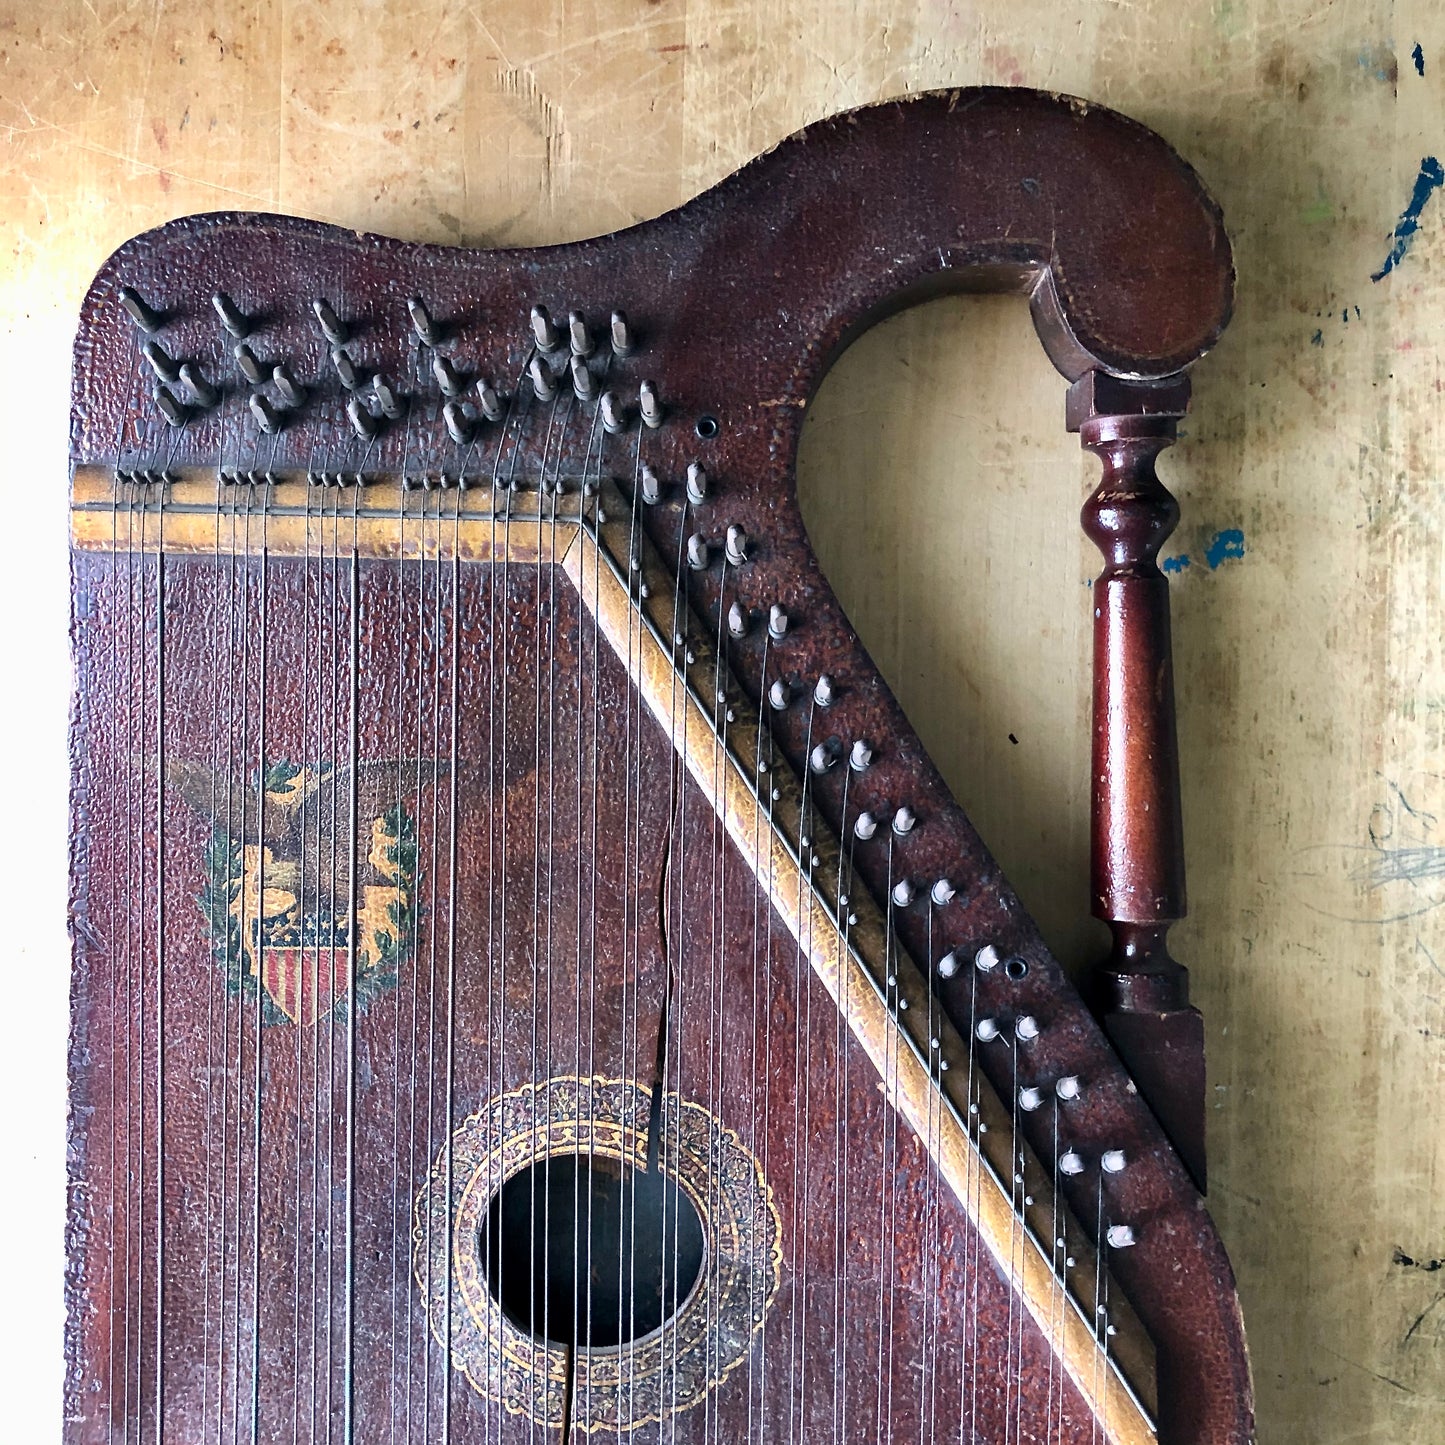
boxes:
[67,89,1251,1444]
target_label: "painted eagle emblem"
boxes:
[168,756,428,1025]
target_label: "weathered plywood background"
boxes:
[4,1,1443,1439]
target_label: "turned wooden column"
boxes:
[1068,370,1208,1192]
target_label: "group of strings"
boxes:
[101,298,1121,1444]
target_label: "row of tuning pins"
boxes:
[931,937,1140,1253]
[128,284,364,437]
[727,640,1142,1251]
[121,282,660,444]
[681,611,1138,1255]
[524,304,667,435]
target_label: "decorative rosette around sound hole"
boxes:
[414,1076,782,1433]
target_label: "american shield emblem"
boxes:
[173,757,422,1025]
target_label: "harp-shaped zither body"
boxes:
[66,88,1251,1444]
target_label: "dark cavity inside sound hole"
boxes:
[482,1154,705,1348]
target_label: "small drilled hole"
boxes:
[695,414,719,440]
[1004,956,1029,981]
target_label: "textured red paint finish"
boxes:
[68,89,1250,1443]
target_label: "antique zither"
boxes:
[66,88,1253,1443]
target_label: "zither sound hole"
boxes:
[482,1153,706,1348]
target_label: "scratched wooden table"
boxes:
[5,2,1443,1440]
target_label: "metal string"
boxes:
[880,836,901,1445]
[661,476,691,1445]
[787,698,819,1445]
[112,359,139,1445]
[710,559,734,1445]
[745,624,773,1445]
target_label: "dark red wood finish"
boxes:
[68,88,1251,1444]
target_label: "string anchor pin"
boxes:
[407,296,442,348]
[639,380,664,428]
[119,285,163,333]
[311,298,348,346]
[211,291,249,338]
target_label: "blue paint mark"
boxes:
[1357,44,1397,84]
[1205,529,1246,569]
[1311,329,1324,346]
[1162,555,1191,575]
[1372,156,1445,281]
[1413,42,1425,76]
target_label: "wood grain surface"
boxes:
[6,2,1443,1441]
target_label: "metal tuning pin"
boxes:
[639,465,662,505]
[768,679,790,711]
[849,739,873,772]
[142,340,180,384]
[153,386,187,427]
[530,303,560,353]
[119,286,163,333]
[272,364,306,408]
[610,309,634,356]
[813,674,835,707]
[211,290,248,339]
[330,347,361,391]
[931,878,956,906]
[1056,1075,1082,1101]
[853,810,878,840]
[371,374,405,420]
[311,297,348,346]
[1060,1150,1085,1176]
[1020,1087,1045,1112]
[407,296,442,348]
[233,343,266,385]
[768,604,789,640]
[432,353,464,398]
[725,525,749,565]
[685,460,708,504]
[249,392,282,434]
[976,1017,1001,1043]
[528,355,557,402]
[1107,1225,1137,1249]
[443,400,474,445]
[810,743,836,775]
[600,390,626,434]
[1014,1014,1041,1042]
[119,281,164,330]
[476,380,505,422]
[686,533,709,570]
[179,363,218,409]
[891,879,915,907]
[727,602,748,638]
[638,380,664,429]
[568,310,593,357]
[975,943,1002,972]
[936,949,962,978]
[347,394,379,441]
[1101,1149,1127,1174]
[570,354,596,401]
[892,805,917,835]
